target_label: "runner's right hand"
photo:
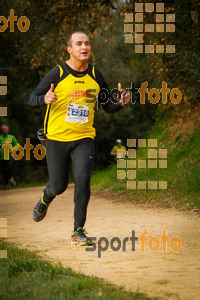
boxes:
[44,84,57,104]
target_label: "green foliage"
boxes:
[0,0,199,183]
[91,109,200,209]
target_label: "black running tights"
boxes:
[43,137,94,231]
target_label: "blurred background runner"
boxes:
[0,125,20,189]
[110,139,126,159]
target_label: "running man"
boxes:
[0,125,19,188]
[28,31,130,245]
[110,139,127,158]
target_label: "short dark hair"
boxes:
[66,31,89,47]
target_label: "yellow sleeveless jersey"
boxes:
[44,63,100,142]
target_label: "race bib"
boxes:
[65,103,89,123]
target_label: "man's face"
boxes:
[67,33,91,62]
[2,127,8,135]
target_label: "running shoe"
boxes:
[32,193,49,222]
[71,227,93,246]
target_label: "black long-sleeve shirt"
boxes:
[28,62,123,113]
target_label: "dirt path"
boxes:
[0,186,200,299]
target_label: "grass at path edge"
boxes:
[0,239,156,300]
